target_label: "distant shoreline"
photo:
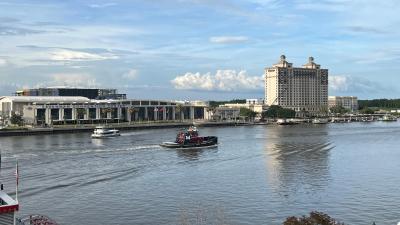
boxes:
[0,121,254,137]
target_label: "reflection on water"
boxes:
[264,125,334,195]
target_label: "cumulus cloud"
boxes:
[51,49,119,61]
[171,70,263,92]
[122,69,138,80]
[209,36,248,44]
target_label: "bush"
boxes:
[10,113,24,126]
[283,211,345,225]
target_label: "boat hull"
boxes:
[91,133,121,138]
[160,136,218,149]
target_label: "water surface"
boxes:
[1,122,399,224]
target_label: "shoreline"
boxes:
[0,121,254,137]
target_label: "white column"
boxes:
[85,108,89,120]
[172,107,176,120]
[144,107,148,119]
[59,108,64,121]
[72,108,77,120]
[163,107,167,120]
[96,108,101,119]
[117,107,122,119]
[190,107,195,120]
[45,107,51,125]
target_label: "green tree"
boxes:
[263,105,296,119]
[283,211,345,225]
[329,106,349,114]
[10,113,24,126]
[359,107,374,114]
[239,107,257,120]
[76,108,86,121]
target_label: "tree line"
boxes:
[358,99,400,109]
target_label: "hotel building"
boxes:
[328,96,358,112]
[265,55,328,115]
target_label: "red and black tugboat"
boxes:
[160,126,218,149]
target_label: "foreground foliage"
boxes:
[283,211,345,225]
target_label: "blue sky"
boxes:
[0,0,399,100]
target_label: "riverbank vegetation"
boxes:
[262,105,296,118]
[359,99,400,109]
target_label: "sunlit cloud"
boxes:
[171,70,263,92]
[209,36,248,44]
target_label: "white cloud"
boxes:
[37,73,100,88]
[171,70,263,91]
[209,36,248,44]
[88,3,117,8]
[122,69,138,80]
[329,75,348,91]
[50,49,119,61]
[0,58,7,66]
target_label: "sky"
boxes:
[0,0,400,100]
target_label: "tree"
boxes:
[128,107,138,123]
[239,107,257,121]
[329,106,349,114]
[10,113,24,126]
[76,108,86,124]
[359,107,374,114]
[283,211,345,225]
[263,105,296,119]
[176,104,184,121]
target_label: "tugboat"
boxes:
[160,126,218,149]
[91,126,121,138]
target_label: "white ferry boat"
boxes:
[276,118,299,125]
[312,118,329,124]
[91,126,121,138]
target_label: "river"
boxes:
[0,122,399,225]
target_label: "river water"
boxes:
[1,122,400,225]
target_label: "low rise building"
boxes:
[213,106,240,121]
[328,96,358,112]
[0,96,208,126]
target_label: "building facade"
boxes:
[265,55,328,115]
[328,96,358,112]
[0,96,208,126]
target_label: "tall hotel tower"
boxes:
[265,55,328,115]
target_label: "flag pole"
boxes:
[15,160,18,203]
